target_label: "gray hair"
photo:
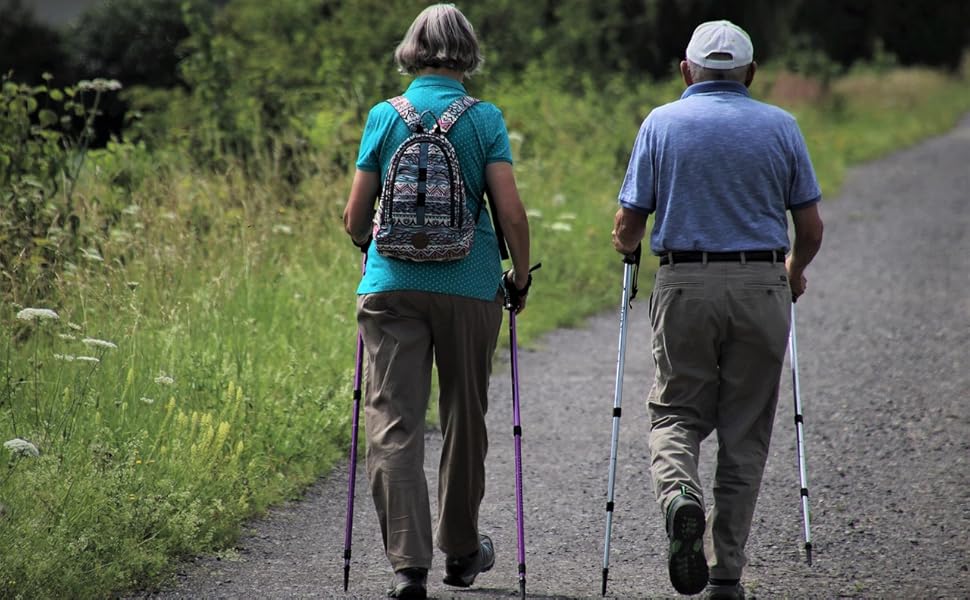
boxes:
[394,4,484,76]
[687,57,750,83]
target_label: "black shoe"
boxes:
[666,493,709,595]
[705,581,746,600]
[443,534,495,588]
[387,567,427,599]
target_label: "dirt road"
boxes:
[139,115,970,599]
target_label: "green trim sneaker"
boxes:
[666,493,709,595]
[387,567,427,599]
[443,534,495,588]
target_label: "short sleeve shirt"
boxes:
[617,80,821,254]
[355,75,513,300]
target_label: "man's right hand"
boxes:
[787,261,807,301]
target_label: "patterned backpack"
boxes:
[373,95,482,262]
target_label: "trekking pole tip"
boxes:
[601,568,609,595]
[343,565,349,591]
[805,542,813,566]
[519,578,526,600]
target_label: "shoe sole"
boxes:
[387,584,427,599]
[668,501,708,595]
[442,559,493,588]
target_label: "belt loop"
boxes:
[771,250,777,266]
[667,251,675,268]
[740,251,747,265]
[701,251,708,265]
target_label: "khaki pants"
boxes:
[357,290,503,571]
[646,261,791,580]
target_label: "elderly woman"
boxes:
[342,4,532,599]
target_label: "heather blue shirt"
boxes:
[355,75,512,301]
[618,80,821,254]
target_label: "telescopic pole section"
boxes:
[602,252,637,596]
[343,255,367,591]
[789,303,813,566]
[509,308,527,600]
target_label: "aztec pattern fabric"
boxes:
[373,95,481,262]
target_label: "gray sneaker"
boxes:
[705,581,746,599]
[666,493,709,595]
[443,534,495,588]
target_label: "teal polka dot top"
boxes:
[355,75,513,301]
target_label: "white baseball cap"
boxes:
[685,20,754,70]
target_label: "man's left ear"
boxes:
[744,61,758,88]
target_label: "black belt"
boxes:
[658,250,785,266]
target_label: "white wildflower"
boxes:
[54,353,76,361]
[82,337,117,350]
[154,375,175,386]
[81,248,103,262]
[4,438,40,458]
[558,212,577,220]
[122,204,140,215]
[140,397,155,404]
[68,322,82,331]
[75,356,100,364]
[126,281,139,290]
[77,78,122,93]
[552,193,566,206]
[526,209,543,219]
[58,333,76,341]
[546,222,573,233]
[272,224,293,235]
[508,131,524,144]
[16,308,60,322]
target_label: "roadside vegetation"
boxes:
[1,1,968,597]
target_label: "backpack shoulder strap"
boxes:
[387,96,422,132]
[437,96,480,134]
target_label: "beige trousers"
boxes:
[646,261,791,580]
[357,290,503,571]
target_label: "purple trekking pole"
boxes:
[504,263,540,600]
[343,252,367,591]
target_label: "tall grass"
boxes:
[1,65,968,598]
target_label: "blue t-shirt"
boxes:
[355,75,513,300]
[617,80,821,254]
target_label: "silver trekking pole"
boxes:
[601,245,640,596]
[789,302,813,565]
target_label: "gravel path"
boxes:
[136,115,970,599]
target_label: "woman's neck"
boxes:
[417,67,464,82]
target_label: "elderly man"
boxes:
[612,20,824,599]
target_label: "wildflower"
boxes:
[154,375,175,386]
[552,193,566,206]
[526,209,543,219]
[272,224,293,235]
[81,248,103,262]
[547,222,573,232]
[126,281,139,290]
[82,337,117,350]
[4,438,40,458]
[58,333,77,341]
[140,397,155,404]
[559,212,577,220]
[75,356,100,363]
[16,308,59,322]
[68,322,82,331]
[122,204,140,215]
[54,353,76,361]
[77,78,123,93]
[508,131,525,144]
